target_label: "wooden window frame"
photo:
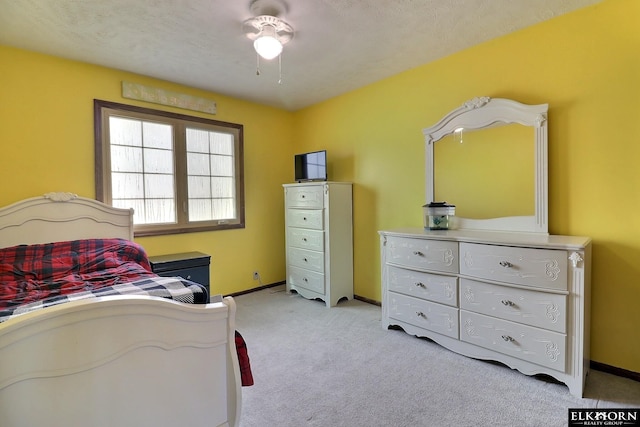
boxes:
[94,99,245,237]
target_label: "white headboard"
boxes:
[0,192,134,249]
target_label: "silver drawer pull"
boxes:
[501,335,515,342]
[413,251,424,256]
[501,300,515,307]
[499,261,512,268]
[415,282,426,289]
[416,311,427,318]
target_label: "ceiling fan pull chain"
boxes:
[278,53,282,84]
[256,52,261,76]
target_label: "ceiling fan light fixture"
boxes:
[253,25,283,60]
[243,14,293,60]
[243,0,294,82]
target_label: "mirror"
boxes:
[423,97,548,234]
[434,123,534,219]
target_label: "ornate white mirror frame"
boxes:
[423,97,549,234]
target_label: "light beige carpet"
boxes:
[235,285,640,427]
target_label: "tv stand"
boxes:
[283,182,353,307]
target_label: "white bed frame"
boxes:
[0,193,242,427]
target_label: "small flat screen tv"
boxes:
[294,150,327,182]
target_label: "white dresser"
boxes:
[284,182,353,307]
[380,228,591,397]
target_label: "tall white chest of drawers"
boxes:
[284,182,353,307]
[379,228,591,397]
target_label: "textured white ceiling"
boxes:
[0,0,600,111]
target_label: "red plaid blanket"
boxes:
[0,238,180,320]
[235,331,254,386]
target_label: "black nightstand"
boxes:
[148,252,211,302]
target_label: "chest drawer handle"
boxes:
[499,261,513,268]
[501,335,515,342]
[416,311,427,319]
[501,300,515,307]
[413,251,424,256]
[303,257,308,262]
[415,282,426,289]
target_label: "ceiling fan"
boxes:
[242,0,294,61]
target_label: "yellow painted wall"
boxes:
[293,0,640,372]
[0,45,294,296]
[1,0,638,374]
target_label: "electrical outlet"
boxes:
[253,271,259,280]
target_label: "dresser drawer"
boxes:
[460,243,568,291]
[288,265,325,294]
[388,266,458,307]
[287,209,324,230]
[460,279,566,333]
[386,236,458,274]
[460,310,566,371]
[287,247,324,273]
[287,227,324,251]
[285,185,324,209]
[387,292,459,339]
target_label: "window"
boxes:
[95,100,244,236]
